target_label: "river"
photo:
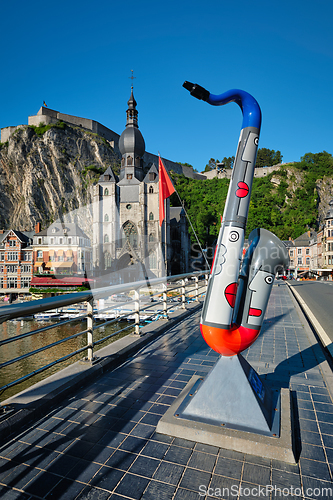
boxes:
[0,315,133,402]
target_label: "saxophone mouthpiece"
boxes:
[183,81,210,101]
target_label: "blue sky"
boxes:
[1,0,332,172]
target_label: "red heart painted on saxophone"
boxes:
[235,181,249,198]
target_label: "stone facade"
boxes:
[0,229,34,295]
[92,88,190,280]
[32,222,92,276]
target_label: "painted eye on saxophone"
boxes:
[183,81,289,356]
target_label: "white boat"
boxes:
[34,312,61,321]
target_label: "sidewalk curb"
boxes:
[286,283,333,401]
[0,301,203,444]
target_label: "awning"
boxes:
[66,250,73,256]
[52,262,73,268]
[57,249,64,255]
[48,250,54,256]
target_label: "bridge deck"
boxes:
[0,284,333,499]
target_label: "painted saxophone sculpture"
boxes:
[183,82,289,356]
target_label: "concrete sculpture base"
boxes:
[156,355,296,463]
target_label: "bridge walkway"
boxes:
[0,284,333,499]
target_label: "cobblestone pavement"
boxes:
[0,284,333,500]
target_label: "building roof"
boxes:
[34,223,89,239]
[283,240,295,248]
[0,229,33,246]
[143,163,159,184]
[99,165,117,183]
[293,230,317,247]
[170,207,185,224]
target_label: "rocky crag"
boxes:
[0,123,120,235]
[0,123,332,239]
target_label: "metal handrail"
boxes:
[0,271,209,400]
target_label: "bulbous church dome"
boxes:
[118,87,145,158]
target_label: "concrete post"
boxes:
[181,279,186,309]
[87,298,94,361]
[134,289,140,335]
[163,283,168,319]
[195,276,199,301]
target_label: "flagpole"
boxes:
[164,197,168,275]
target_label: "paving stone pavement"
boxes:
[0,284,333,500]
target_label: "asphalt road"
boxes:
[289,281,333,342]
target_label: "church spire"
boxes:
[126,86,139,128]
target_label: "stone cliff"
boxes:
[0,123,120,233]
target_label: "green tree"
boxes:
[204,158,219,172]
[221,156,235,169]
[255,148,283,168]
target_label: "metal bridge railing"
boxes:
[0,271,209,400]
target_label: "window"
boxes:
[329,230,331,237]
[37,250,43,259]
[104,234,109,243]
[149,173,156,182]
[149,234,154,242]
[7,265,17,273]
[7,252,18,261]
[306,248,309,255]
[306,258,310,265]
[328,221,331,227]
[7,277,17,288]
[68,237,72,245]
[297,258,302,265]
[122,221,138,248]
[289,250,293,257]
[127,174,133,180]
[149,252,157,269]
[21,278,31,288]
[149,212,154,221]
[149,186,154,194]
[297,248,302,255]
[23,252,32,261]
[104,188,109,196]
[59,237,63,245]
[290,260,294,266]
[0,252,4,261]
[21,265,31,273]
[9,240,16,247]
[104,214,109,222]
[38,237,42,245]
[127,156,133,166]
[104,252,112,269]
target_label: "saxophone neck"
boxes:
[183,82,261,131]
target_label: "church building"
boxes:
[92,88,190,281]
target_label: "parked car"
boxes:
[111,294,132,302]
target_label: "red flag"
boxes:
[159,157,175,226]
